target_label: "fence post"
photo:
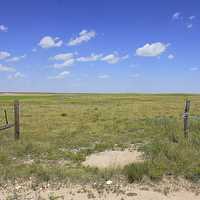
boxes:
[14,100,20,140]
[183,99,190,138]
[4,109,8,125]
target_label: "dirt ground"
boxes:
[1,178,200,200]
[1,150,200,199]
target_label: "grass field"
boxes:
[0,93,200,185]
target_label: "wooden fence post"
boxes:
[4,109,8,125]
[14,100,20,140]
[183,99,190,138]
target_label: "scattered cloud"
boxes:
[51,52,109,68]
[0,64,15,72]
[77,53,102,62]
[76,52,127,64]
[8,72,25,80]
[53,59,75,68]
[187,24,193,29]
[51,53,75,68]
[189,16,196,20]
[0,51,10,60]
[172,12,181,20]
[98,74,110,79]
[38,36,63,48]
[68,30,96,46]
[0,24,8,32]
[6,54,26,62]
[48,71,70,79]
[185,15,196,29]
[51,53,74,61]
[168,54,175,60]
[101,53,128,64]
[172,13,196,29]
[136,42,168,57]
[189,67,199,71]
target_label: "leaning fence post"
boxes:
[183,99,190,138]
[14,100,20,140]
[4,109,8,125]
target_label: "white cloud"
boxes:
[68,30,96,46]
[0,51,10,60]
[101,54,119,64]
[189,67,199,71]
[0,64,15,72]
[0,25,8,32]
[48,71,70,79]
[187,24,193,29]
[38,36,63,48]
[77,53,102,62]
[8,72,25,80]
[98,74,110,79]
[189,16,195,20]
[168,54,175,60]
[172,12,181,20]
[136,42,168,57]
[51,52,128,67]
[53,59,75,68]
[101,53,128,64]
[51,53,75,68]
[51,53,74,61]
[6,55,26,62]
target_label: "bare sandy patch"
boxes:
[82,149,143,169]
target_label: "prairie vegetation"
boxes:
[0,94,200,184]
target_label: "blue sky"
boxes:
[0,0,199,93]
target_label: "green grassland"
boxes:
[0,93,200,184]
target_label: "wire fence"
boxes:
[0,98,196,141]
[0,100,20,140]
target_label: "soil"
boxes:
[1,178,200,200]
[82,149,143,169]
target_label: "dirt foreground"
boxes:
[1,178,200,200]
[1,150,200,199]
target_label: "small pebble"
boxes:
[106,180,112,185]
